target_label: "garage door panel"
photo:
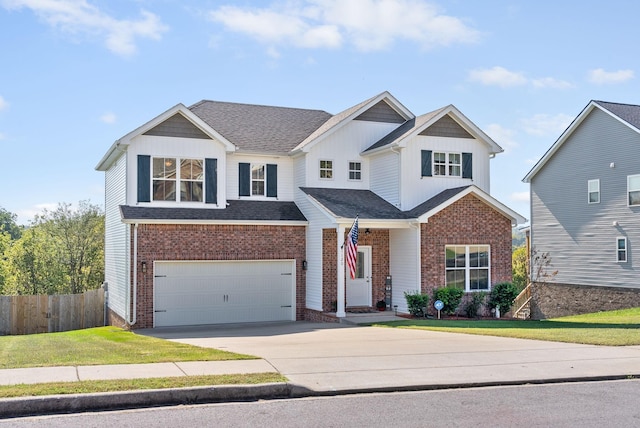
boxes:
[154,260,295,327]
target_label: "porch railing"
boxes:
[512,283,532,320]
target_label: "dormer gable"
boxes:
[354,100,406,124]
[419,114,474,139]
[144,113,212,139]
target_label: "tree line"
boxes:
[0,202,104,295]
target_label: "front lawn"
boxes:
[0,326,256,369]
[375,307,640,346]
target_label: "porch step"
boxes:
[340,312,404,325]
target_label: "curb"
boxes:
[2,375,637,419]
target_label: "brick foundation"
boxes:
[304,308,340,323]
[128,223,306,329]
[531,282,640,319]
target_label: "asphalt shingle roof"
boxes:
[189,100,332,154]
[593,100,640,130]
[405,186,471,217]
[364,107,447,152]
[120,200,307,222]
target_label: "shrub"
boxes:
[404,291,429,317]
[463,292,487,318]
[488,282,519,316]
[433,287,464,315]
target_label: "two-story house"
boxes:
[523,100,640,319]
[96,92,525,329]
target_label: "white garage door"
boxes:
[154,260,295,327]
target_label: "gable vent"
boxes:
[355,100,405,124]
[144,113,212,139]
[420,115,474,139]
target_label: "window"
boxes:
[628,175,640,206]
[153,157,203,202]
[588,179,600,204]
[617,237,627,262]
[349,162,361,180]
[251,164,265,196]
[320,160,333,179]
[445,245,490,291]
[433,152,461,177]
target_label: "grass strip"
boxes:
[374,307,640,346]
[0,373,286,398]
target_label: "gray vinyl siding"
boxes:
[104,154,129,319]
[531,108,640,288]
[420,115,474,138]
[354,100,405,123]
[143,113,211,139]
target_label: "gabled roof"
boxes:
[523,100,640,182]
[119,200,307,224]
[300,185,526,226]
[363,105,503,155]
[95,104,236,171]
[189,100,332,155]
[291,91,414,153]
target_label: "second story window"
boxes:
[588,179,600,204]
[433,152,461,177]
[629,175,640,206]
[153,157,203,202]
[320,160,333,179]
[349,162,361,180]
[252,164,265,196]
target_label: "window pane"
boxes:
[617,238,626,250]
[449,153,461,176]
[252,165,264,180]
[181,159,203,180]
[180,181,203,202]
[629,175,640,191]
[356,251,364,279]
[446,246,465,268]
[630,191,640,206]
[446,270,465,290]
[589,192,599,203]
[153,180,176,201]
[618,250,627,262]
[252,181,265,196]
[469,269,489,290]
[153,158,176,179]
[434,152,446,176]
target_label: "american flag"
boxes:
[346,217,359,280]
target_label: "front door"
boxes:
[346,246,371,307]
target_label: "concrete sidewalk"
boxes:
[2,320,640,418]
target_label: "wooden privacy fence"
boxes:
[0,288,105,335]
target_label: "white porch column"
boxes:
[336,224,346,318]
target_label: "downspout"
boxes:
[128,223,138,326]
[391,145,402,210]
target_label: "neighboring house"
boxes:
[96,91,525,329]
[523,100,640,319]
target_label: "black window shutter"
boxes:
[137,155,151,202]
[238,162,250,196]
[205,158,217,204]
[462,152,473,179]
[266,164,278,197]
[421,150,432,177]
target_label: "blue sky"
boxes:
[1,0,639,225]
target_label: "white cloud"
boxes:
[468,66,527,88]
[100,112,116,124]
[469,66,573,89]
[511,191,529,203]
[0,95,8,111]
[484,123,517,154]
[208,0,480,52]
[587,68,634,85]
[1,0,169,56]
[520,113,573,137]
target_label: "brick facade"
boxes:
[531,282,640,319]
[420,194,513,309]
[321,228,390,311]
[128,224,306,329]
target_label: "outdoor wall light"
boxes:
[365,228,371,235]
[141,261,147,273]
[302,260,308,270]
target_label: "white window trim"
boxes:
[319,159,334,180]
[628,174,640,206]
[616,237,627,263]
[152,157,204,203]
[433,151,462,177]
[588,179,600,204]
[445,245,491,292]
[348,161,362,181]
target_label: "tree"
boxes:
[512,245,528,291]
[0,207,21,240]
[34,201,104,294]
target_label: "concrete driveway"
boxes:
[142,322,640,393]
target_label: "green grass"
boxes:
[374,307,640,346]
[0,373,287,398]
[0,326,257,369]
